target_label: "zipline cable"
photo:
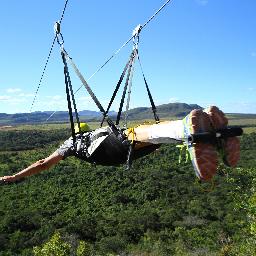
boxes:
[30,0,69,112]
[73,0,172,95]
[30,36,56,112]
[46,0,172,122]
[141,0,171,30]
[59,0,69,23]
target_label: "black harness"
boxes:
[57,25,160,168]
[75,126,160,166]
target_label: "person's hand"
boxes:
[0,175,18,184]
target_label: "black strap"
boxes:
[143,75,159,122]
[189,127,243,144]
[116,51,137,126]
[62,51,77,143]
[65,58,81,134]
[106,118,125,140]
[137,53,159,123]
[100,50,135,126]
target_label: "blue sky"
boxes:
[0,0,255,114]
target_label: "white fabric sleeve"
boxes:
[145,120,184,144]
[56,137,75,158]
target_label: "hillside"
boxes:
[0,103,202,126]
[1,102,255,128]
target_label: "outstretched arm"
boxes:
[0,151,64,183]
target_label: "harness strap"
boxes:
[65,59,81,134]
[124,53,137,128]
[100,50,135,126]
[137,53,160,123]
[144,75,159,122]
[106,118,125,140]
[126,142,135,170]
[116,50,137,126]
[62,49,106,115]
[61,51,77,144]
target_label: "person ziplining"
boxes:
[0,0,242,184]
[0,106,241,183]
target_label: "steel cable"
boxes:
[74,0,172,95]
[30,0,69,112]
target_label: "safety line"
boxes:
[30,36,57,112]
[73,0,172,95]
[47,0,172,122]
[59,0,69,23]
[141,0,171,30]
[30,0,69,112]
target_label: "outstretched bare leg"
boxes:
[126,109,218,180]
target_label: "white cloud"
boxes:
[76,96,95,109]
[0,89,33,113]
[77,96,91,101]
[195,0,209,6]
[6,88,22,93]
[18,93,34,97]
[251,52,256,57]
[35,95,67,111]
[248,87,254,91]
[46,95,63,101]
[38,98,66,109]
[0,95,27,104]
[42,96,95,111]
[0,95,11,100]
[169,97,180,103]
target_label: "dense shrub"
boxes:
[0,130,255,255]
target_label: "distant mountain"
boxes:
[0,103,202,126]
[127,103,202,120]
[79,110,117,117]
[78,110,102,117]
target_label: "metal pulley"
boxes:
[132,24,142,49]
[54,21,64,47]
[54,21,61,34]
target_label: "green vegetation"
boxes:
[0,122,255,255]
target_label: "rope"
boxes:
[176,144,189,164]
[30,0,70,112]
[74,0,172,95]
[30,36,57,112]
[127,127,136,143]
